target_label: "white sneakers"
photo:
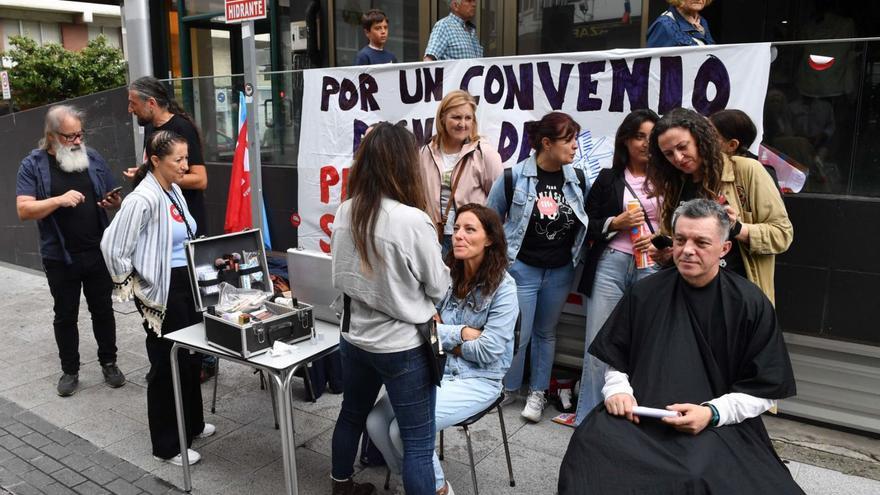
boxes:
[521,390,547,423]
[559,388,573,411]
[155,448,201,466]
[437,481,454,495]
[154,423,215,466]
[196,423,216,439]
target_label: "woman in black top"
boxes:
[573,110,662,426]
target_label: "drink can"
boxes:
[626,200,654,268]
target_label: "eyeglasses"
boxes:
[58,131,84,143]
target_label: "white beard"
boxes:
[53,143,90,173]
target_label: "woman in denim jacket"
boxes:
[366,204,519,495]
[486,112,590,423]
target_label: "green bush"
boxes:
[1,35,127,109]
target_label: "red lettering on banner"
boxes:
[320,165,352,204]
[341,167,351,201]
[320,166,339,204]
[319,214,334,253]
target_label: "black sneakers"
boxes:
[101,363,126,388]
[331,478,376,495]
[57,373,79,397]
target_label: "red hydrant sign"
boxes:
[225,0,267,23]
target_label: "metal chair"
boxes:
[384,315,521,494]
[437,392,516,494]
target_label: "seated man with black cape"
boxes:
[559,199,803,494]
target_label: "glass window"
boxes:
[184,0,226,16]
[763,42,860,195]
[850,42,880,196]
[19,21,41,44]
[40,23,61,46]
[2,20,21,51]
[517,0,643,55]
[335,1,423,65]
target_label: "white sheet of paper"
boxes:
[632,406,680,418]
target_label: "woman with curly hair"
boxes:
[647,108,793,304]
[365,203,518,495]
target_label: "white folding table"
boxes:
[164,320,340,494]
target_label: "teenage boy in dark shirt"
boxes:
[354,9,397,65]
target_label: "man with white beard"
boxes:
[16,105,126,397]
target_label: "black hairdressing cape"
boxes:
[558,268,802,494]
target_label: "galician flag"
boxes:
[224,91,272,248]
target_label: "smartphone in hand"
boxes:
[651,235,673,249]
[104,186,123,201]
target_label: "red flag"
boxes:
[224,91,251,232]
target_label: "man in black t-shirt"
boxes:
[126,76,208,237]
[15,105,126,397]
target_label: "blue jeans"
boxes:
[503,260,575,393]
[331,338,437,494]
[366,375,501,490]
[575,247,659,426]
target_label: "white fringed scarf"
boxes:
[100,172,189,335]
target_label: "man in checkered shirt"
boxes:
[424,0,483,61]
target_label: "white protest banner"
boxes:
[296,43,771,253]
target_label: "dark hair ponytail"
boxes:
[129,76,204,149]
[709,109,757,157]
[134,130,188,187]
[524,112,581,155]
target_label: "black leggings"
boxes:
[137,267,205,459]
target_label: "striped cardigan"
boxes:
[100,172,196,334]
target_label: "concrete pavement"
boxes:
[0,261,878,494]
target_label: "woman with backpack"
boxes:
[486,112,590,423]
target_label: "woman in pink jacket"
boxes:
[420,90,504,254]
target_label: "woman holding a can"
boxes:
[572,109,662,426]
[646,107,793,304]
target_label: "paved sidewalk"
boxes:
[0,261,878,495]
[0,397,175,495]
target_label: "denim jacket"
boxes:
[437,273,519,381]
[486,155,590,266]
[15,148,117,265]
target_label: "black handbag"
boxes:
[342,295,447,387]
[415,319,447,387]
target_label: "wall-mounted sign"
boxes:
[225,0,267,23]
